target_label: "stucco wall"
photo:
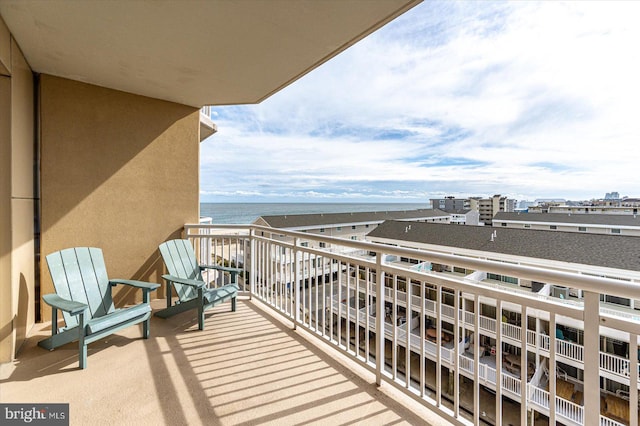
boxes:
[0,74,11,363]
[0,27,36,362]
[39,75,200,319]
[10,39,34,355]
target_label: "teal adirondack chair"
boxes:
[38,247,160,369]
[155,239,239,330]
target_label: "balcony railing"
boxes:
[184,223,640,426]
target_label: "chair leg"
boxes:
[197,287,205,331]
[231,296,237,312]
[78,312,87,369]
[143,318,150,339]
[142,289,150,338]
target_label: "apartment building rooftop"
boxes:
[254,208,447,230]
[367,220,640,272]
[494,212,640,227]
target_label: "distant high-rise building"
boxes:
[429,196,470,211]
[517,200,535,210]
[430,194,516,225]
[605,191,620,200]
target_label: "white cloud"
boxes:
[201,1,640,202]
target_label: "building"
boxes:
[254,209,450,254]
[430,196,472,211]
[441,208,480,225]
[433,195,516,225]
[474,194,517,225]
[493,212,640,236]
[528,205,640,216]
[605,192,621,200]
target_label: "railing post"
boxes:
[375,251,385,386]
[473,294,480,426]
[293,237,300,331]
[496,301,502,426]
[630,332,638,426]
[583,291,600,426]
[249,229,255,300]
[520,305,527,426]
[549,313,556,425]
[453,289,460,418]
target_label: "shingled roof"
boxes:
[255,209,449,229]
[367,220,640,272]
[494,212,640,227]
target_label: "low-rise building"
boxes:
[493,212,640,236]
[441,208,480,225]
[254,209,450,252]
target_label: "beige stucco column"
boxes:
[0,19,36,363]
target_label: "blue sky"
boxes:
[200,1,640,203]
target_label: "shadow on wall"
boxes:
[39,75,200,318]
[15,274,30,355]
[113,229,183,306]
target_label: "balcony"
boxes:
[3,223,640,426]
[1,299,453,425]
[200,106,217,141]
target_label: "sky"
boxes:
[200,1,640,204]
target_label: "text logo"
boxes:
[1,404,68,425]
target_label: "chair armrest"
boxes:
[109,279,160,291]
[161,274,206,288]
[201,264,242,274]
[42,294,88,316]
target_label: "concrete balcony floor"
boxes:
[1,299,453,425]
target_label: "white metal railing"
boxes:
[200,105,212,118]
[556,395,584,424]
[184,223,640,426]
[557,339,584,363]
[540,333,551,351]
[464,310,475,325]
[528,384,549,408]
[459,354,474,375]
[502,321,521,341]
[600,415,628,426]
[528,385,584,424]
[502,372,521,397]
[441,303,455,320]
[479,315,496,334]
[600,351,631,378]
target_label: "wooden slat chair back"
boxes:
[47,247,115,329]
[156,239,239,330]
[38,247,159,369]
[158,239,202,302]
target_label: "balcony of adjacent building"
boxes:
[199,106,217,141]
[6,224,639,426]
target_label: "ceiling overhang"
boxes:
[0,0,420,108]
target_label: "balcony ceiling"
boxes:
[0,0,420,107]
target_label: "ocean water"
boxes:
[200,203,430,224]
